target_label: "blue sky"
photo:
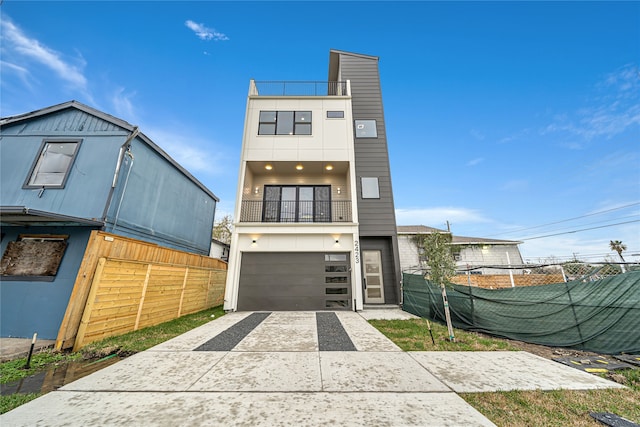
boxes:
[2,1,639,262]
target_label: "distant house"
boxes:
[397,225,524,275]
[210,238,230,262]
[0,101,219,339]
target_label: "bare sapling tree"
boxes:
[421,232,457,342]
[212,214,233,245]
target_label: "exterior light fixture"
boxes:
[337,187,341,194]
[254,186,260,194]
[296,164,304,171]
[335,239,339,244]
[265,164,273,170]
[325,164,333,171]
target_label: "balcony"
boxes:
[250,80,350,97]
[240,200,352,223]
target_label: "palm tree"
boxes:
[609,240,627,262]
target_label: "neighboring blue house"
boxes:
[0,101,219,338]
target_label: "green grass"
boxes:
[81,305,226,357]
[0,351,81,384]
[1,305,225,414]
[0,393,41,414]
[369,317,640,426]
[369,318,518,351]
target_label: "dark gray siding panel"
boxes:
[360,237,398,304]
[334,51,402,294]
[238,252,351,311]
[337,53,397,237]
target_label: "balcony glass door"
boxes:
[263,185,331,223]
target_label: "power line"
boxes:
[520,220,640,241]
[486,202,640,238]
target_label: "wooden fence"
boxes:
[450,273,565,289]
[55,231,227,351]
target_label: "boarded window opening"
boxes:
[0,237,68,277]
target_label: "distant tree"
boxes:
[420,232,457,342]
[212,214,233,245]
[609,240,627,273]
[609,240,627,263]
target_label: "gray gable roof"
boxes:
[397,225,522,245]
[1,100,219,202]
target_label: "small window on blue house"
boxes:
[25,140,81,188]
[0,235,68,281]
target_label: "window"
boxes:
[327,111,344,118]
[361,177,380,199]
[25,140,81,188]
[263,185,330,222]
[355,120,377,138]
[258,111,312,135]
[0,235,68,281]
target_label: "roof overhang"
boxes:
[0,206,104,227]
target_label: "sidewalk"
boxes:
[0,338,56,362]
[1,310,624,426]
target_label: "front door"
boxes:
[363,250,385,303]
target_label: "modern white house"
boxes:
[397,225,524,275]
[223,50,401,312]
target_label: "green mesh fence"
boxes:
[402,270,640,354]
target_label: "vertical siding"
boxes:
[336,52,402,295]
[338,54,398,236]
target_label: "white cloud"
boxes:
[466,157,484,166]
[543,64,640,141]
[142,126,226,176]
[0,60,32,89]
[185,20,229,41]
[469,129,485,140]
[395,207,490,227]
[1,16,87,91]
[111,87,137,121]
[501,179,528,191]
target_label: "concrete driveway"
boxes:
[1,311,623,426]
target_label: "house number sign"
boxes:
[354,240,360,264]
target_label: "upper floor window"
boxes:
[327,111,344,119]
[24,139,81,188]
[258,111,312,135]
[361,177,380,199]
[355,120,377,138]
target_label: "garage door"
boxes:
[237,252,351,311]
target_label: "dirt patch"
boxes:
[479,333,604,360]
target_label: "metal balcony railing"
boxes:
[252,81,348,96]
[240,200,352,223]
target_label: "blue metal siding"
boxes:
[0,226,94,339]
[1,123,125,221]
[104,137,216,255]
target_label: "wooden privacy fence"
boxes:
[74,258,225,350]
[449,274,565,289]
[56,230,227,351]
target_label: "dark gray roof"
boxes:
[397,225,522,245]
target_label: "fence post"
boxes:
[134,264,152,331]
[507,252,515,288]
[564,280,585,349]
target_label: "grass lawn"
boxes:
[369,318,640,426]
[0,305,225,414]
